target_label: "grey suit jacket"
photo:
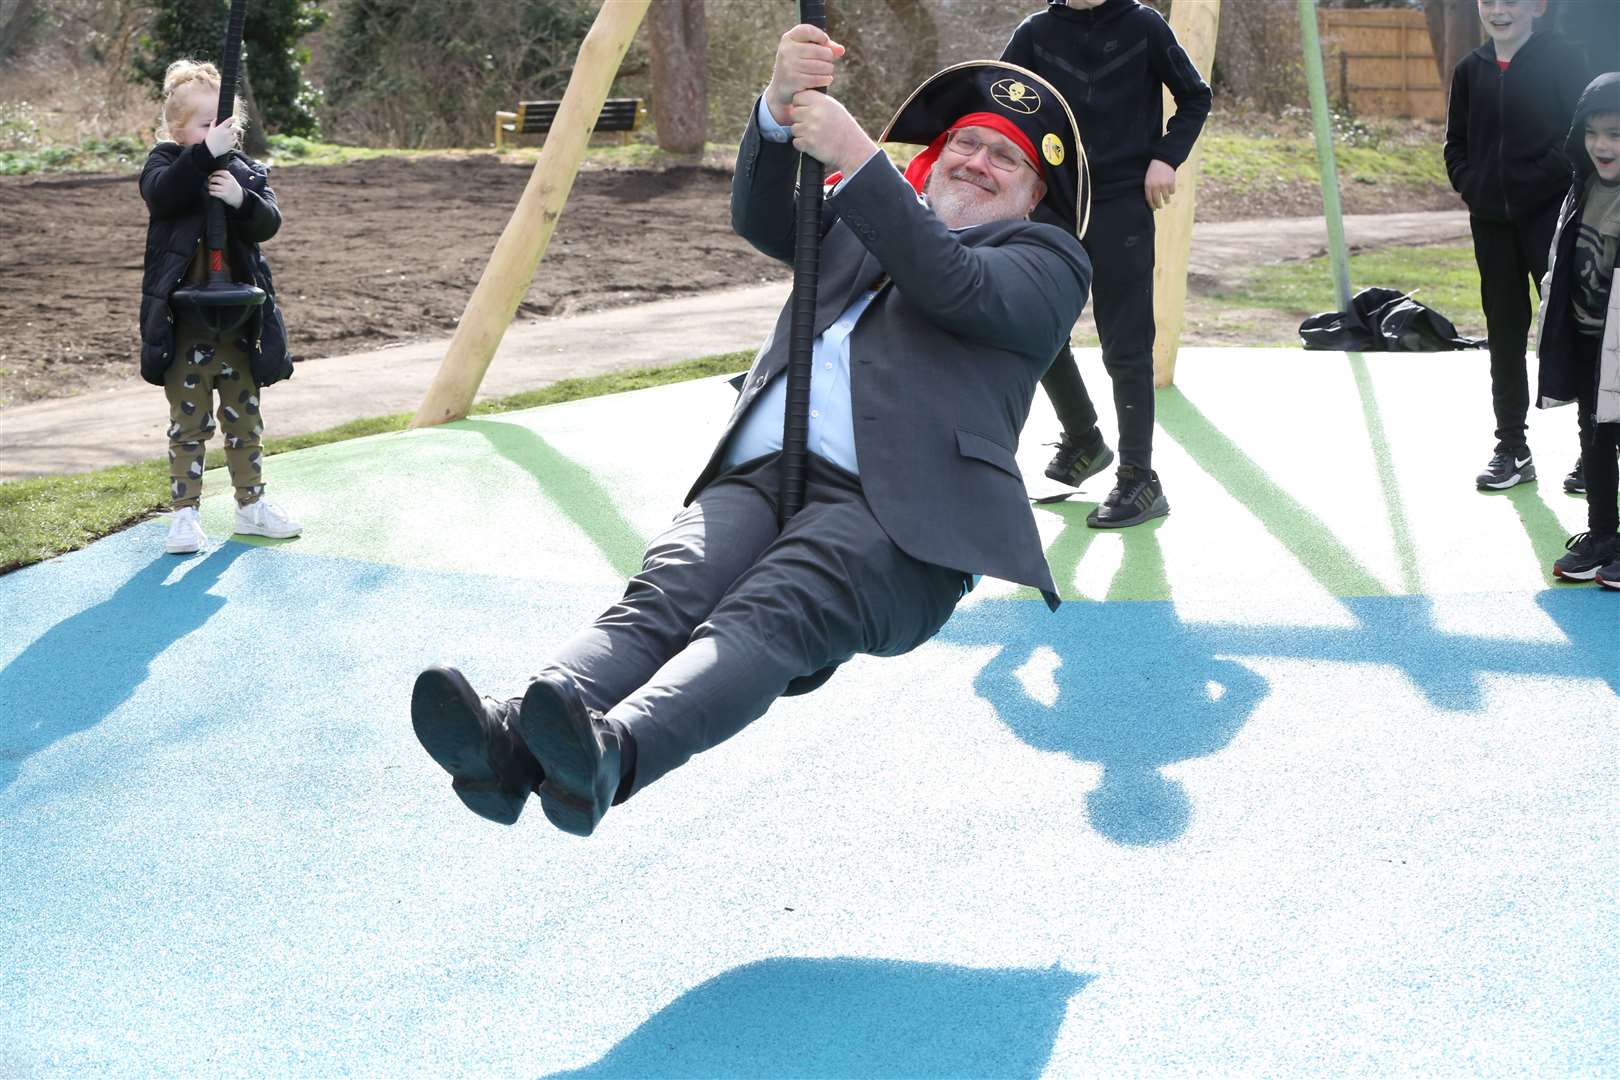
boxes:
[687,103,1093,611]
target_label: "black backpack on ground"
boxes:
[1299,286,1486,351]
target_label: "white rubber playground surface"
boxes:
[2,346,1615,1077]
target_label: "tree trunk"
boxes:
[1421,0,1448,85]
[647,0,706,155]
[237,61,272,159]
[0,0,36,60]
[884,0,939,96]
[1428,0,1480,92]
[1422,0,1482,90]
[1444,0,1480,80]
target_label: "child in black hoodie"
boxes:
[1443,0,1591,493]
[1539,73,1620,587]
[1002,0,1210,529]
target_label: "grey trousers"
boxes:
[544,453,967,797]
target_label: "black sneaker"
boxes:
[1044,428,1115,487]
[1476,449,1535,490]
[1552,531,1620,582]
[1087,465,1169,528]
[1565,456,1585,495]
[1595,557,1620,591]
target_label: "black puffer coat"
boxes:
[138,141,292,387]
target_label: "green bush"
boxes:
[266,132,316,158]
[132,0,328,139]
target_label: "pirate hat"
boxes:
[879,61,1090,238]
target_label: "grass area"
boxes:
[259,134,464,168]
[1198,116,1448,191]
[0,350,753,574]
[1214,243,1488,336]
[0,116,1449,188]
[0,135,149,176]
[0,132,747,177]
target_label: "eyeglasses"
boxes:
[943,129,1030,174]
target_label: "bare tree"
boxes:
[1422,0,1480,86]
[1,0,37,60]
[884,0,939,94]
[823,0,943,132]
[647,0,706,155]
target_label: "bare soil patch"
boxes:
[0,154,1460,407]
[0,157,777,407]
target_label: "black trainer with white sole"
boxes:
[1552,531,1620,582]
[1595,559,1620,591]
[1564,456,1586,494]
[1476,449,1536,490]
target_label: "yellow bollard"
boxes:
[412,0,652,428]
[1151,0,1221,389]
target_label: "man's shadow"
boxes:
[0,542,245,794]
[940,493,1617,851]
[944,517,1267,846]
[541,957,1089,1079]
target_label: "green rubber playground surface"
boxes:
[3,346,1615,1077]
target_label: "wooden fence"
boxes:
[1318,8,1445,121]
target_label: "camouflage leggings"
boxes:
[164,325,265,510]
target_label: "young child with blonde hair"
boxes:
[140,59,300,554]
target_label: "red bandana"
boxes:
[901,112,1044,195]
[824,112,1046,194]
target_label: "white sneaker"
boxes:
[165,506,205,554]
[234,498,302,539]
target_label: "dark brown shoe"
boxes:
[517,669,621,837]
[411,665,542,825]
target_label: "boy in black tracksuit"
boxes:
[1002,0,1210,528]
[1443,0,1591,492]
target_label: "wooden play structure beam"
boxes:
[1151,0,1220,388]
[412,0,652,428]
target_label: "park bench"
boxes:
[494,97,646,150]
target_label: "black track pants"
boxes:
[1041,194,1158,470]
[1572,333,1620,535]
[1469,202,1559,454]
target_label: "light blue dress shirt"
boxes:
[723,100,980,594]
[720,97,888,477]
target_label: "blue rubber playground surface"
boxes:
[3,346,1616,1077]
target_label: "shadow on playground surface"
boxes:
[2,348,1615,1077]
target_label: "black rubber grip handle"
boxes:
[778,0,830,524]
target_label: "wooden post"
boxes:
[1150,0,1220,388]
[411,0,652,428]
[1399,20,1409,116]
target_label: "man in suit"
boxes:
[409,24,1093,836]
